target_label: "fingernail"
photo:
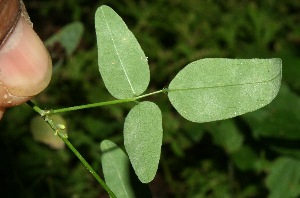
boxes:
[0,0,21,49]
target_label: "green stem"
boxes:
[135,89,166,100]
[48,89,166,114]
[62,138,116,197]
[50,98,136,114]
[26,88,167,197]
[26,101,117,198]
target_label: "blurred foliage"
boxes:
[1,0,300,197]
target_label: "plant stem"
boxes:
[62,138,117,197]
[50,98,136,114]
[48,89,166,114]
[26,101,117,198]
[135,89,166,100]
[26,89,168,197]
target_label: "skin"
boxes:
[0,15,52,119]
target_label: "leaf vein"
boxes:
[169,71,281,92]
[101,7,136,95]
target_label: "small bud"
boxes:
[57,124,66,130]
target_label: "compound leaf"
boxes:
[168,58,282,123]
[95,5,150,99]
[124,101,163,183]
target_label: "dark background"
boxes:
[0,0,300,197]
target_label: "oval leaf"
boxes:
[100,140,135,198]
[45,22,84,56]
[124,101,163,183]
[95,6,150,99]
[168,58,282,123]
[100,140,152,198]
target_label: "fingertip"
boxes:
[0,16,52,97]
[0,108,4,120]
[0,82,31,107]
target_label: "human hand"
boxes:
[0,0,52,119]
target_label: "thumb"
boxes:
[0,12,52,110]
[0,108,3,119]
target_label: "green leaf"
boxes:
[230,146,258,171]
[45,22,84,56]
[243,84,300,139]
[124,101,163,183]
[95,5,150,99]
[271,146,300,159]
[100,140,136,198]
[168,58,282,123]
[266,157,300,198]
[209,120,244,153]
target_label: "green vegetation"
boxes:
[1,0,299,197]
